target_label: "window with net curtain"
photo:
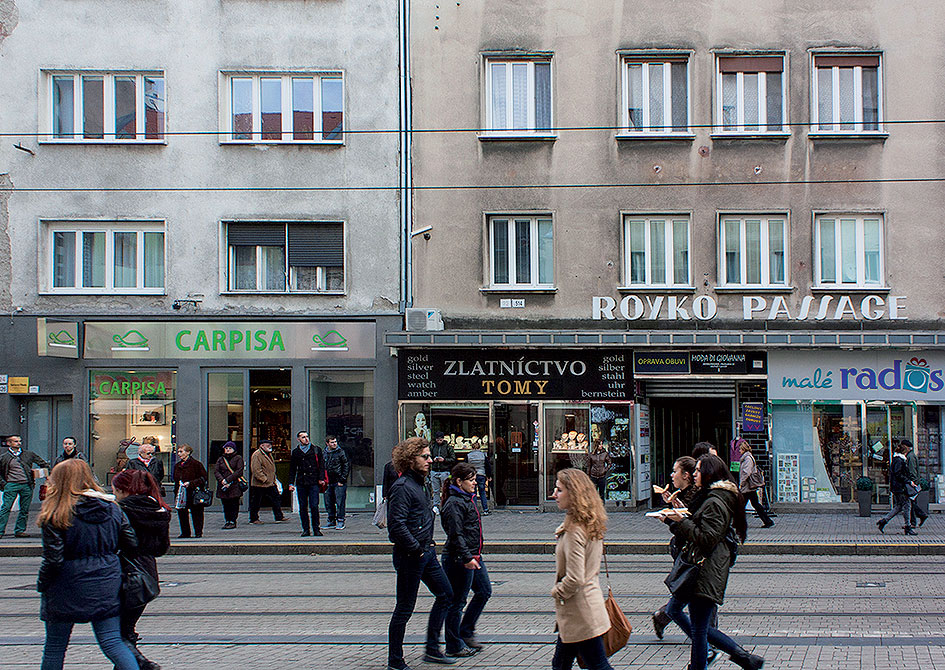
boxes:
[815,215,883,286]
[227,222,344,292]
[50,223,165,292]
[813,54,882,132]
[624,57,688,133]
[490,216,553,287]
[720,216,787,287]
[487,58,552,133]
[624,215,690,286]
[717,55,784,133]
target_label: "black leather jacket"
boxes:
[388,469,435,553]
[441,486,482,564]
[324,446,350,484]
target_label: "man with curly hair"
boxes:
[387,438,455,669]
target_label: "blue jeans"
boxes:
[666,595,745,670]
[296,484,321,532]
[388,546,453,668]
[475,475,489,512]
[42,615,139,670]
[325,483,347,523]
[0,482,33,535]
[443,555,492,653]
[552,634,613,670]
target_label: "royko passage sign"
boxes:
[399,350,631,400]
[84,321,376,359]
[769,351,945,401]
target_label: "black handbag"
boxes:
[664,544,704,601]
[120,554,160,609]
[191,487,213,507]
[236,476,249,493]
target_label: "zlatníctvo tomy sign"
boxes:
[84,322,376,359]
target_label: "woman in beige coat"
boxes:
[551,468,614,670]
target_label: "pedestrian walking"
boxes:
[36,459,139,670]
[125,442,166,497]
[324,435,350,530]
[0,434,50,538]
[588,443,612,501]
[662,454,763,670]
[440,462,491,658]
[465,442,492,515]
[387,437,454,670]
[903,439,929,528]
[112,469,171,670]
[550,468,613,670]
[249,439,285,524]
[430,432,455,514]
[736,440,774,528]
[878,442,917,535]
[214,442,245,529]
[172,444,207,538]
[288,431,328,537]
[53,437,87,467]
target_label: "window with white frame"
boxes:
[47,222,165,293]
[812,54,882,133]
[484,58,552,134]
[621,56,689,133]
[46,72,165,141]
[488,216,553,288]
[623,215,690,286]
[719,215,788,287]
[224,73,344,143]
[226,222,344,292]
[815,214,883,287]
[716,55,785,133]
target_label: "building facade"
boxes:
[398,0,945,508]
[0,0,403,511]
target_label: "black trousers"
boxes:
[177,506,204,537]
[249,485,284,522]
[221,497,240,523]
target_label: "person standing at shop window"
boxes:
[0,435,50,539]
[289,431,328,537]
[736,440,774,529]
[53,437,87,467]
[249,439,286,525]
[430,432,455,515]
[465,441,492,516]
[588,442,612,501]
[324,435,350,530]
[172,444,207,539]
[214,442,244,530]
[125,443,166,498]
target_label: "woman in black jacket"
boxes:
[172,444,208,538]
[663,455,763,670]
[440,462,491,658]
[113,469,172,670]
[214,442,245,529]
[36,459,139,670]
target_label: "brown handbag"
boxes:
[578,544,632,667]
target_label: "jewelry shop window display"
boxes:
[89,370,177,486]
[545,404,590,495]
[400,403,490,453]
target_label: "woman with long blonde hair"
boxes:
[550,468,613,670]
[36,459,139,670]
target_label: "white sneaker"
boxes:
[336,520,345,530]
[433,505,440,515]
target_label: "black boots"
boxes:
[730,649,764,669]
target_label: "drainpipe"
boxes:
[398,0,414,311]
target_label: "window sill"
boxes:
[38,139,167,146]
[221,290,347,296]
[810,286,890,294]
[710,132,791,141]
[615,132,696,141]
[617,285,696,293]
[480,286,557,294]
[478,133,558,142]
[807,131,888,141]
[714,286,795,293]
[220,140,345,146]
[40,290,167,296]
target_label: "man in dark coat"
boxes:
[324,435,350,530]
[878,442,916,535]
[124,443,166,496]
[0,434,49,538]
[288,430,328,537]
[53,437,88,467]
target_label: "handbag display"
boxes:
[372,498,388,529]
[664,542,705,601]
[120,554,160,609]
[191,487,213,507]
[577,543,631,668]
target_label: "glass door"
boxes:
[207,371,246,509]
[865,403,916,505]
[493,402,540,506]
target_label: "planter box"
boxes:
[857,490,873,517]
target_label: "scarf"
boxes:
[299,443,311,454]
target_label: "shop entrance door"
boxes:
[865,403,915,505]
[493,402,540,506]
[24,396,73,465]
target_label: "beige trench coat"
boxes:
[552,522,610,644]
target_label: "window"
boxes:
[224,73,343,143]
[814,214,883,287]
[484,58,552,135]
[488,215,553,288]
[719,215,787,287]
[46,72,164,142]
[716,55,786,133]
[811,54,882,133]
[47,222,165,293]
[623,215,690,286]
[226,222,344,292]
[621,56,689,134]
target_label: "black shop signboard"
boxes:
[399,349,632,401]
[634,351,767,375]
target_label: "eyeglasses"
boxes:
[421,454,433,460]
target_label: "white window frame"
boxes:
[487,215,554,289]
[622,214,691,287]
[221,72,345,144]
[714,55,787,135]
[44,221,166,294]
[619,54,691,136]
[810,53,884,134]
[41,71,165,144]
[717,214,789,288]
[482,57,554,138]
[813,213,885,288]
[224,222,346,294]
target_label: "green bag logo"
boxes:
[111,330,151,351]
[311,330,348,351]
[47,329,77,348]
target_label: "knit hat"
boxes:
[223,441,237,451]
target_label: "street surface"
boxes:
[2,552,944,669]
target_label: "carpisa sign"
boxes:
[769,351,945,401]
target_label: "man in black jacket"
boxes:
[878,442,916,535]
[324,435,350,530]
[288,431,328,537]
[0,435,49,538]
[387,437,454,670]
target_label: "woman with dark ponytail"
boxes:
[440,462,491,658]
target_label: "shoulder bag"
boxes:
[223,457,249,493]
[664,540,705,602]
[577,543,632,668]
[120,554,160,609]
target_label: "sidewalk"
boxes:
[2,508,942,556]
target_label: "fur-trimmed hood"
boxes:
[709,480,740,494]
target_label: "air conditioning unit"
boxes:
[405,308,444,332]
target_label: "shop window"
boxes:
[814,214,883,287]
[89,370,176,487]
[620,55,689,135]
[812,403,861,503]
[483,57,553,136]
[623,215,690,286]
[917,406,942,487]
[719,215,787,287]
[207,371,245,468]
[811,53,882,134]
